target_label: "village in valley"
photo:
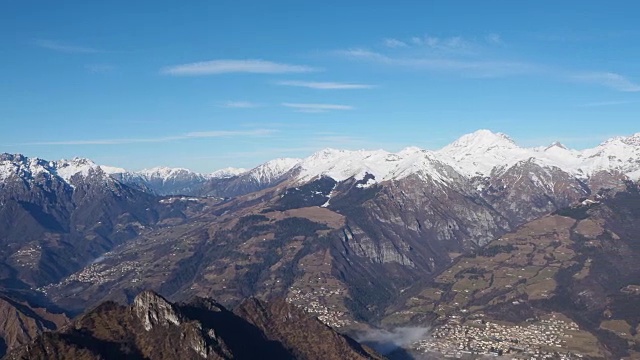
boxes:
[416,314,592,359]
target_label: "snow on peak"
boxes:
[435,130,640,180]
[579,133,640,178]
[545,141,567,151]
[437,130,528,177]
[306,148,349,162]
[398,146,427,156]
[99,165,127,174]
[209,167,247,179]
[295,147,454,185]
[247,158,301,184]
[446,129,517,150]
[0,153,121,184]
[54,157,102,181]
[0,154,47,181]
[138,166,198,178]
[621,132,640,146]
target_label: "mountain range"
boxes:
[1,130,640,359]
[5,130,637,197]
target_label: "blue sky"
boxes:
[1,1,639,172]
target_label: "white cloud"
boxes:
[276,80,375,90]
[398,34,473,52]
[23,129,275,146]
[382,38,408,48]
[220,101,262,108]
[161,59,319,75]
[282,103,354,112]
[571,72,640,92]
[338,48,537,77]
[35,39,102,54]
[339,35,638,91]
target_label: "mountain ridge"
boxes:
[5,130,640,195]
[4,290,384,360]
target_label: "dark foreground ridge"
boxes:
[4,290,384,360]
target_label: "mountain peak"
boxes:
[68,157,95,166]
[55,157,104,182]
[139,166,196,176]
[209,167,247,178]
[448,129,517,150]
[308,148,346,160]
[436,130,525,177]
[545,141,568,151]
[622,132,640,146]
[247,157,301,184]
[132,290,182,331]
[398,146,426,155]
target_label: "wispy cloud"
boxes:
[22,129,275,146]
[276,80,375,90]
[85,64,115,73]
[282,103,354,113]
[35,39,102,54]
[409,35,471,52]
[219,101,262,108]
[340,42,640,89]
[382,38,408,48]
[381,34,507,54]
[161,59,319,75]
[338,48,537,77]
[571,72,640,92]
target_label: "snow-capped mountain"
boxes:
[292,147,459,186]
[4,129,639,197]
[436,129,640,180]
[123,167,207,196]
[0,154,118,187]
[283,129,640,187]
[0,152,175,290]
[579,133,640,179]
[108,166,246,196]
[209,167,247,179]
[436,130,531,177]
[137,167,205,182]
[245,158,302,184]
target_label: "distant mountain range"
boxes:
[4,130,639,197]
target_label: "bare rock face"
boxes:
[5,291,383,360]
[132,290,182,331]
[587,169,630,192]
[478,159,590,225]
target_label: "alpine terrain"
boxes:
[1,130,640,359]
